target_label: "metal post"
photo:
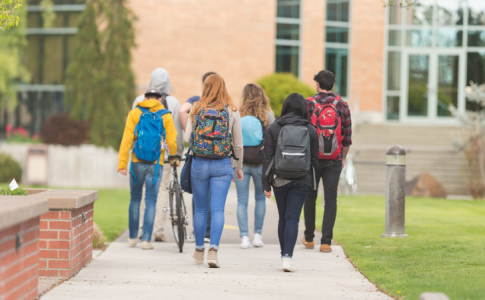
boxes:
[381,145,408,238]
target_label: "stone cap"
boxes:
[386,145,406,156]
[26,189,98,210]
[0,197,49,230]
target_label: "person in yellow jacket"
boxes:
[118,88,177,250]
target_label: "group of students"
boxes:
[118,68,352,273]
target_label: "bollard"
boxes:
[381,145,408,238]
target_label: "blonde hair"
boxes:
[190,74,237,122]
[239,83,272,126]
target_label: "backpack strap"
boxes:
[138,106,149,113]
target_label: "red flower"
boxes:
[6,124,12,137]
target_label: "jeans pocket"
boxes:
[191,164,203,179]
[215,163,232,177]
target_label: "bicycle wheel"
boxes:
[173,182,185,252]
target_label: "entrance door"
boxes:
[402,51,464,122]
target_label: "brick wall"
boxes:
[128,0,276,106]
[350,0,386,112]
[0,218,40,300]
[38,203,94,277]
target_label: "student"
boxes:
[184,74,244,268]
[262,93,318,272]
[302,70,352,253]
[132,68,184,242]
[235,83,275,249]
[179,71,216,242]
[118,88,177,250]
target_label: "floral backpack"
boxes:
[191,105,233,158]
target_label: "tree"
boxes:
[65,0,137,149]
[0,0,28,112]
[450,83,485,199]
[0,0,22,30]
[382,0,418,7]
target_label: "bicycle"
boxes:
[164,155,189,253]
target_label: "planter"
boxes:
[25,189,98,278]
[0,196,49,300]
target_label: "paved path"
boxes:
[42,185,391,300]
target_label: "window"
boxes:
[7,2,86,135]
[384,0,485,121]
[325,0,351,98]
[275,0,301,77]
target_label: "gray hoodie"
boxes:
[132,68,183,156]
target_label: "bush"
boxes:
[40,113,90,146]
[257,73,315,117]
[0,153,22,183]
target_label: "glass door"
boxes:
[402,50,464,121]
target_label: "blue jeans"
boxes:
[191,156,233,250]
[234,165,266,237]
[192,194,211,238]
[274,182,309,257]
[129,163,163,242]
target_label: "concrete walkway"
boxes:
[42,185,392,300]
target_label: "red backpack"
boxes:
[310,96,344,160]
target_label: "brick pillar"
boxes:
[38,203,94,277]
[0,218,42,300]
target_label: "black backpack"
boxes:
[271,124,311,179]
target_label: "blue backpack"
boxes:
[241,115,263,146]
[130,106,170,184]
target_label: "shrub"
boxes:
[40,113,89,146]
[92,222,106,249]
[0,153,22,183]
[257,73,315,117]
[0,187,28,196]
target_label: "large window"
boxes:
[384,0,485,121]
[275,0,301,78]
[325,0,351,98]
[7,2,85,135]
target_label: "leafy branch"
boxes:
[0,0,22,30]
[382,0,419,8]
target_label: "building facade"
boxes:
[1,0,485,138]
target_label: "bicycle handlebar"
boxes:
[164,155,186,164]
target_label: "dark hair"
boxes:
[313,70,335,91]
[202,72,217,83]
[280,93,309,120]
[145,94,161,100]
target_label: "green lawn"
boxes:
[1,183,129,242]
[94,188,130,242]
[315,195,485,300]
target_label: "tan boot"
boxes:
[154,234,166,242]
[207,248,220,268]
[192,249,204,264]
[320,244,332,253]
[302,237,314,249]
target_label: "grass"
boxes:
[314,195,485,300]
[93,188,130,242]
[0,183,129,242]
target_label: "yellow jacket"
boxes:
[118,99,177,171]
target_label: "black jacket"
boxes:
[262,112,319,191]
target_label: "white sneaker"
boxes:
[187,234,195,243]
[240,236,250,249]
[281,257,295,272]
[252,234,264,247]
[204,237,210,243]
[141,241,154,250]
[128,238,137,247]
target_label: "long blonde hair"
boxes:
[190,74,237,122]
[239,83,272,126]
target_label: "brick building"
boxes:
[2,0,485,131]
